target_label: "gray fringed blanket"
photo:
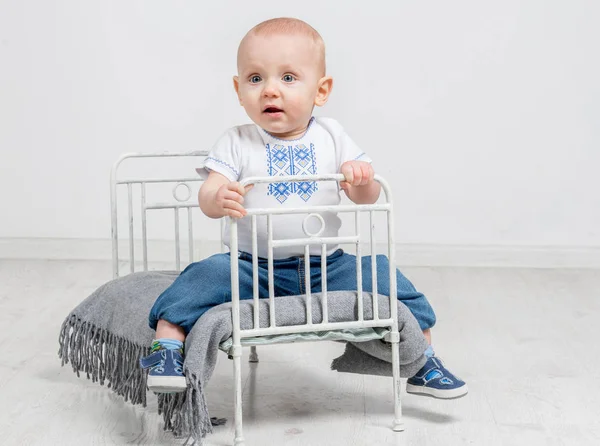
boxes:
[58,271,427,443]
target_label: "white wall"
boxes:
[1,0,599,251]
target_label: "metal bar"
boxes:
[115,151,208,160]
[187,207,193,264]
[174,208,181,271]
[233,352,244,443]
[239,318,395,338]
[110,168,119,279]
[241,174,392,206]
[387,209,397,304]
[271,236,359,248]
[321,244,328,323]
[385,192,402,432]
[127,183,134,274]
[391,338,404,432]
[117,177,202,185]
[230,217,240,339]
[220,218,227,253]
[356,211,363,321]
[141,183,148,271]
[252,215,259,329]
[229,217,244,444]
[146,202,198,210]
[267,215,275,327]
[370,211,378,320]
[241,173,346,187]
[246,203,390,216]
[304,245,312,325]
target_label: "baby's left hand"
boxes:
[340,161,374,192]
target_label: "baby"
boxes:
[140,18,468,399]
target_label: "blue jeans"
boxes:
[149,249,436,334]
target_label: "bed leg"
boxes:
[232,346,245,445]
[390,331,404,432]
[249,346,259,363]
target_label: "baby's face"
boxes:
[235,33,324,139]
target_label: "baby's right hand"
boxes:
[215,182,253,219]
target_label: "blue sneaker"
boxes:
[406,356,468,399]
[140,349,187,393]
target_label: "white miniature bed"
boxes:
[110,152,405,445]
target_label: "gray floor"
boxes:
[0,259,599,445]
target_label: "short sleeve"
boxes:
[316,117,372,171]
[196,128,241,181]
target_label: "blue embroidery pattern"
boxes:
[266,143,317,203]
[205,156,240,177]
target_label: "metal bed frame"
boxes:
[111,152,403,446]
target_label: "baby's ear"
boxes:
[315,76,333,107]
[233,76,243,105]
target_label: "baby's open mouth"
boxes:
[263,107,283,114]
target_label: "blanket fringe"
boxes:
[158,371,213,441]
[58,314,150,406]
[58,314,212,443]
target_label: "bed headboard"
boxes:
[110,151,225,278]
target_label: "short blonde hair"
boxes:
[238,17,326,75]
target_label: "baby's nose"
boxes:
[262,80,280,97]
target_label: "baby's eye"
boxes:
[249,75,262,84]
[282,74,295,83]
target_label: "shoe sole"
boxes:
[147,375,187,393]
[406,383,469,399]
